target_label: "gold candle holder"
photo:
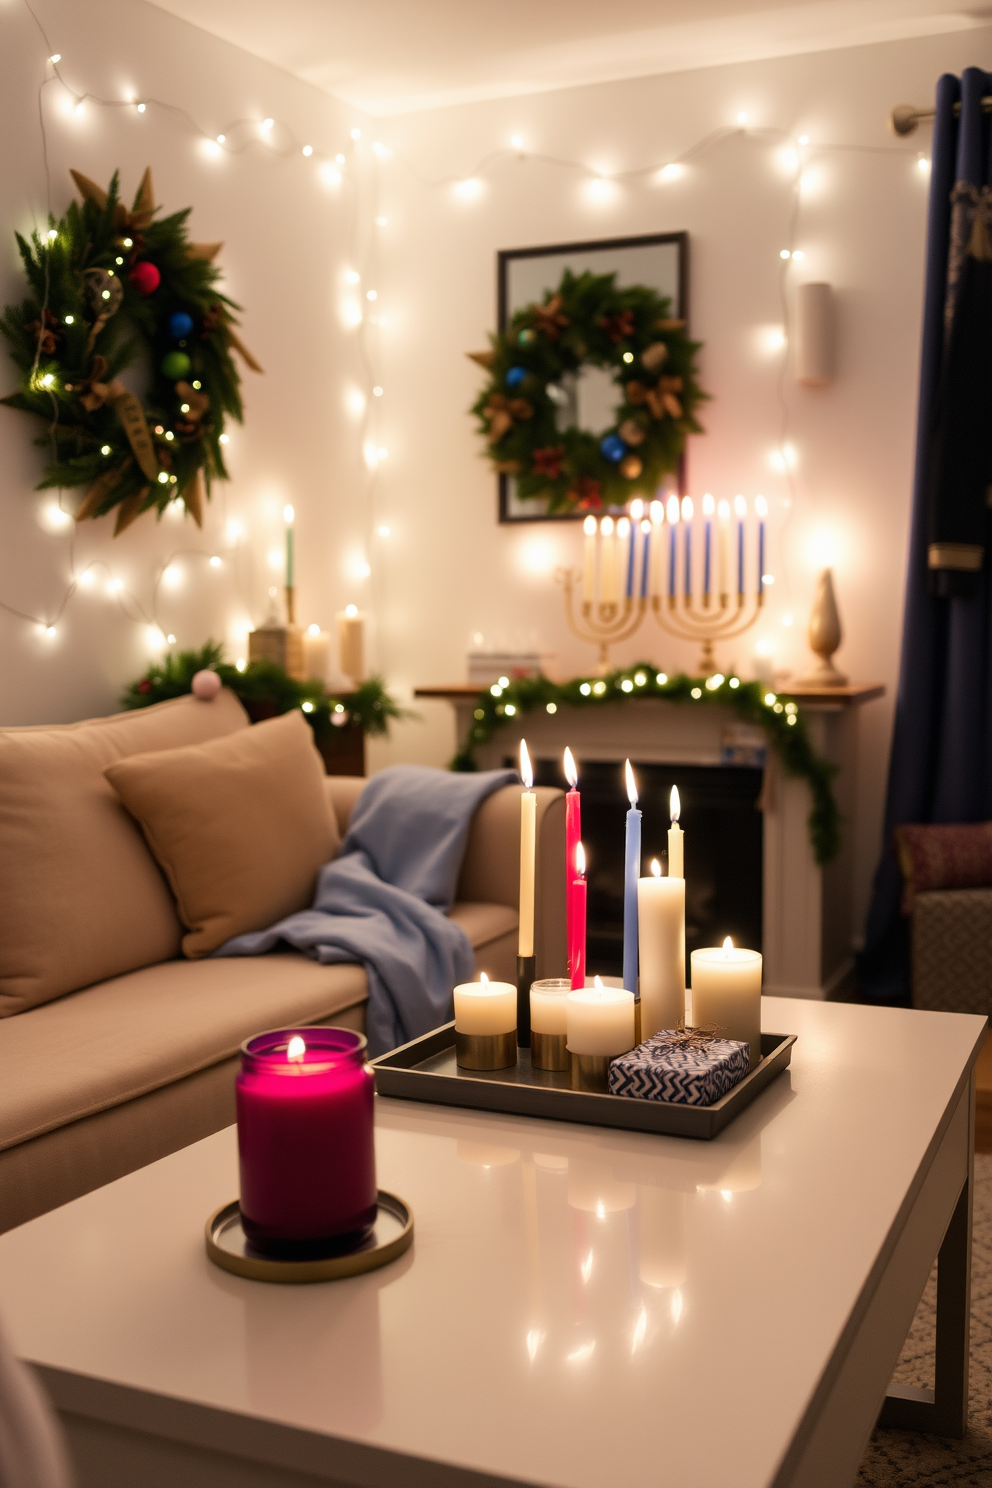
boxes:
[455,1030,518,1071]
[531,1031,569,1072]
[569,1052,612,1092]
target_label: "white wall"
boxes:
[367,26,992,940]
[0,0,373,725]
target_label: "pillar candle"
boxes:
[518,740,536,958]
[668,785,684,878]
[622,760,641,997]
[566,976,635,1056]
[755,494,768,593]
[236,1028,376,1250]
[637,859,686,1037]
[454,972,517,1034]
[690,938,762,1067]
[569,842,587,990]
[302,624,331,682]
[582,515,597,602]
[734,495,747,598]
[563,747,581,972]
[717,499,730,603]
[283,504,295,589]
[619,516,634,599]
[600,516,618,605]
[337,605,365,683]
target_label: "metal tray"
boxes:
[372,1026,796,1140]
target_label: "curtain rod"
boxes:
[891,97,992,136]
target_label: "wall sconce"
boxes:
[795,282,834,387]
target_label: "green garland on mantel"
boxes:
[452,664,841,866]
[122,641,405,740]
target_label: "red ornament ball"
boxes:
[191,669,222,700]
[129,261,161,295]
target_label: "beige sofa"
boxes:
[0,691,565,1233]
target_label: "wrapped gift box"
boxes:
[609,1030,749,1106]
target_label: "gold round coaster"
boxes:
[205,1191,413,1285]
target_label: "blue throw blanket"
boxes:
[216,765,518,1055]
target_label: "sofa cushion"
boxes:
[106,710,338,958]
[895,821,992,912]
[0,689,249,1017]
[0,954,369,1151]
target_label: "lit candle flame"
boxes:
[583,514,597,536]
[625,758,638,806]
[670,785,681,823]
[651,858,662,877]
[575,841,586,877]
[480,971,490,984]
[640,518,652,535]
[650,498,664,524]
[564,746,578,788]
[630,497,644,521]
[283,504,295,525]
[617,516,630,539]
[755,494,768,517]
[287,1035,306,1061]
[702,492,715,516]
[723,936,734,954]
[594,974,604,990]
[520,738,534,790]
[681,495,694,522]
[718,498,730,520]
[734,494,747,518]
[600,515,614,537]
[667,494,680,524]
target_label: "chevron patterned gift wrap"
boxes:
[608,1031,750,1106]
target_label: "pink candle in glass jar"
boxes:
[236,1027,377,1255]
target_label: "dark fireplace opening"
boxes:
[525,758,764,980]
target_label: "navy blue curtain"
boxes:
[859,68,992,1003]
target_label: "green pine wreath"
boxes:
[470,268,707,515]
[0,168,261,534]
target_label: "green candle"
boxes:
[283,504,295,588]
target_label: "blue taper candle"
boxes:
[623,759,641,998]
[639,519,651,598]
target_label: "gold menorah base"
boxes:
[651,593,763,675]
[557,569,647,674]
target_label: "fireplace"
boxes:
[527,757,763,979]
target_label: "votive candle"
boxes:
[566,977,635,1056]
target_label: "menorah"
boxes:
[558,494,768,674]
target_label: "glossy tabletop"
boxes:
[0,997,984,1488]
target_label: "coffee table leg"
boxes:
[879,1170,972,1438]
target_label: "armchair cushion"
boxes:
[106,710,338,958]
[895,820,992,911]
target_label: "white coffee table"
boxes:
[0,997,984,1488]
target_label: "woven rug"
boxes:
[857,1153,992,1485]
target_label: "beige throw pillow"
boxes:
[105,710,340,958]
[0,689,250,1017]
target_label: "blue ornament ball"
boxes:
[505,366,527,388]
[600,433,626,463]
[168,311,194,341]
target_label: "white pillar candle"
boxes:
[566,977,635,1056]
[453,973,517,1036]
[668,785,684,878]
[530,980,569,1035]
[690,938,762,1067]
[518,740,536,958]
[302,624,331,682]
[337,605,365,683]
[637,859,685,1038]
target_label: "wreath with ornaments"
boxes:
[470,268,707,515]
[0,169,261,535]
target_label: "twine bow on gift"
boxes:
[667,1019,727,1048]
[484,392,533,444]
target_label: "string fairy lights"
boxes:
[4,0,932,673]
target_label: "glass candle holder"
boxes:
[236,1027,377,1258]
[530,978,570,1070]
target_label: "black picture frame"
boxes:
[496,231,689,524]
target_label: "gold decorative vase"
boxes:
[800,568,847,686]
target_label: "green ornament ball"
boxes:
[518,328,536,345]
[161,350,191,380]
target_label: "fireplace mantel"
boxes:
[417,682,884,999]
